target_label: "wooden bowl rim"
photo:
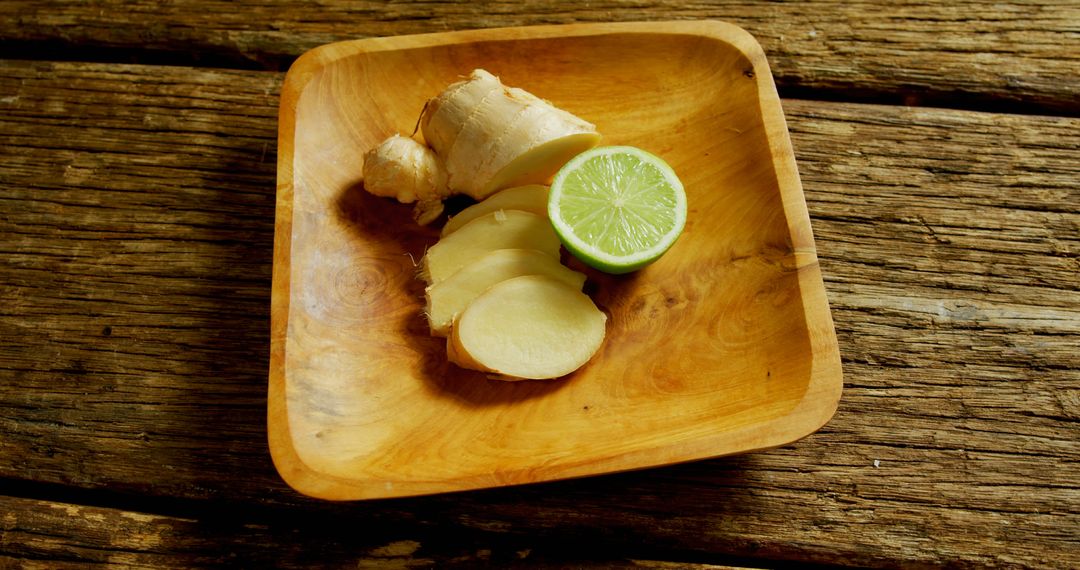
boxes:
[269,20,843,500]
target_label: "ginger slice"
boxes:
[425,248,586,337]
[441,184,549,237]
[448,275,607,380]
[419,210,560,285]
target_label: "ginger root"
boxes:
[359,71,608,381]
[360,69,601,218]
[361,134,450,225]
[422,69,600,200]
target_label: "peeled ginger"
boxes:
[447,275,607,380]
[424,248,586,337]
[441,184,549,237]
[419,210,560,285]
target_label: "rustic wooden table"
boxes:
[1,2,1077,568]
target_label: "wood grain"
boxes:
[0,61,283,500]
[0,60,1077,567]
[1,1,1077,114]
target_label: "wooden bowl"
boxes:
[270,20,842,500]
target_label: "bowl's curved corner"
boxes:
[266,386,360,502]
[692,20,769,65]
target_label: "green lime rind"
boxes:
[548,146,687,274]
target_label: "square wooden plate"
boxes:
[270,20,843,500]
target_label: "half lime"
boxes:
[548,146,687,274]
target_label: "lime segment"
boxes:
[548,146,687,274]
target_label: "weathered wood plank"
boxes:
[0,1,1077,114]
[0,61,1077,568]
[1,494,760,569]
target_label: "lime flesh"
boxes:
[548,146,687,274]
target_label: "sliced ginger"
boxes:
[425,248,586,337]
[447,275,607,380]
[358,71,609,381]
[419,210,560,285]
[441,184,549,237]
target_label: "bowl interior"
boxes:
[281,28,818,493]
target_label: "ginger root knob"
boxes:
[361,134,451,225]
